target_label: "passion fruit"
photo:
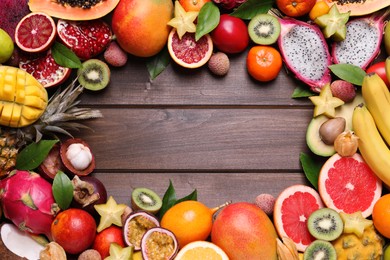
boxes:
[123,211,160,251]
[60,138,95,176]
[141,227,179,260]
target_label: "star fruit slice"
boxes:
[309,84,344,118]
[340,211,373,238]
[167,0,198,40]
[315,4,350,41]
[94,196,127,232]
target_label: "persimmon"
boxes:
[276,0,316,17]
[246,46,282,82]
[179,0,211,12]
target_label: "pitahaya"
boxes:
[276,17,332,93]
[212,0,246,10]
[332,7,390,70]
[0,170,59,239]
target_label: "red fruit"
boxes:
[104,41,128,67]
[273,184,324,252]
[318,153,382,218]
[211,202,278,260]
[38,144,65,181]
[366,61,390,88]
[51,208,97,255]
[57,19,112,60]
[330,80,356,103]
[0,0,30,42]
[93,226,125,259]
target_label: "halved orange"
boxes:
[174,241,229,260]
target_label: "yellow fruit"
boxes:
[174,241,229,260]
[309,1,331,20]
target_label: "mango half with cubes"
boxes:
[0,66,48,127]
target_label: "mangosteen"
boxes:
[60,138,95,176]
[38,143,66,181]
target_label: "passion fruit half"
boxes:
[141,227,179,260]
[123,211,160,250]
[60,138,95,176]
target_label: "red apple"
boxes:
[93,226,125,258]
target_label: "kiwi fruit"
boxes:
[307,208,343,241]
[77,59,110,91]
[248,13,281,45]
[131,187,162,214]
[303,240,337,260]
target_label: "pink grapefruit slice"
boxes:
[273,184,324,252]
[318,153,382,218]
[15,12,56,53]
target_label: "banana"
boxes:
[361,72,390,145]
[352,105,390,187]
[386,56,390,86]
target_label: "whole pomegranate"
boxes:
[51,208,96,255]
[211,202,278,260]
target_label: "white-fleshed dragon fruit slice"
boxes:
[332,7,390,70]
[277,17,332,93]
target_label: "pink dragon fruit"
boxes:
[332,7,390,70]
[277,17,332,93]
[0,170,59,239]
[212,0,247,10]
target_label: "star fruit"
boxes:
[309,84,344,118]
[340,211,373,238]
[94,196,127,232]
[167,1,198,40]
[105,242,133,260]
[315,4,350,41]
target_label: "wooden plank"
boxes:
[79,108,313,171]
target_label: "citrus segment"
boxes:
[174,241,229,260]
[318,153,382,218]
[273,184,324,252]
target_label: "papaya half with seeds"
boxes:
[28,0,120,21]
[319,0,389,16]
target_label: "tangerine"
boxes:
[276,0,316,17]
[246,46,282,82]
[372,194,390,238]
[309,0,331,20]
[179,0,211,12]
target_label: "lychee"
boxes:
[103,41,128,67]
[254,193,275,216]
[330,80,356,103]
[208,52,230,76]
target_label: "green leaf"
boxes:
[195,2,220,41]
[291,85,315,98]
[230,0,275,20]
[16,140,59,170]
[328,64,366,86]
[175,189,197,204]
[147,46,171,80]
[52,171,74,210]
[158,180,177,219]
[299,152,323,190]
[51,41,82,69]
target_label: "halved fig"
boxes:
[60,138,95,176]
[123,211,160,250]
[38,144,66,181]
[141,227,179,260]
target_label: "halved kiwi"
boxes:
[307,208,343,241]
[77,59,110,91]
[131,187,162,214]
[303,240,337,260]
[248,13,281,45]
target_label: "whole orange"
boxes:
[51,208,96,255]
[276,0,316,17]
[246,46,282,82]
[372,194,390,238]
[179,0,211,11]
[93,226,125,258]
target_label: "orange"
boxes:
[175,241,229,260]
[276,0,316,17]
[179,0,211,12]
[246,46,282,82]
[309,0,331,20]
[372,194,390,238]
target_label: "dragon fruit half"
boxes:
[212,0,247,10]
[276,17,332,93]
[332,7,390,70]
[0,170,59,239]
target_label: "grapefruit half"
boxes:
[318,153,382,218]
[273,184,324,252]
[167,29,213,69]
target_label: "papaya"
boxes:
[111,0,173,58]
[319,0,389,16]
[28,0,120,21]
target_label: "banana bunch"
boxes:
[352,72,390,187]
[276,236,299,260]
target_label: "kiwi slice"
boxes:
[77,59,110,91]
[248,13,281,45]
[131,187,162,214]
[303,240,337,260]
[307,208,343,241]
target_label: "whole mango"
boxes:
[111,0,173,57]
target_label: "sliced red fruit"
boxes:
[19,50,71,88]
[318,153,382,218]
[57,19,112,60]
[15,12,56,53]
[167,29,213,69]
[273,184,324,252]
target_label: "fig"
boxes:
[141,227,178,260]
[123,211,160,250]
[38,144,66,181]
[60,138,95,176]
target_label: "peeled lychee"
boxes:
[208,52,230,76]
[254,193,275,216]
[330,80,356,103]
[103,41,128,67]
